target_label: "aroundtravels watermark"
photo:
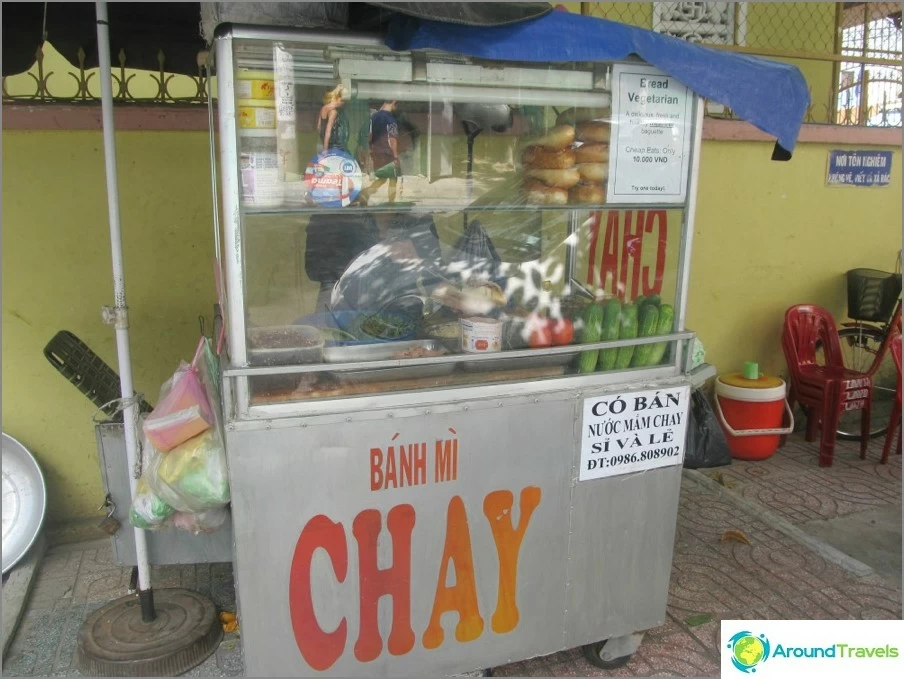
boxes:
[721,621,904,678]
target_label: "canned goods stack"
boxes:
[237,70,282,208]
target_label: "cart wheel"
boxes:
[582,640,633,670]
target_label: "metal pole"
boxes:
[95,0,154,621]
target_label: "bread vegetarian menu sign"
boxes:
[607,63,693,204]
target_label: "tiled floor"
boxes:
[712,437,901,525]
[2,435,900,677]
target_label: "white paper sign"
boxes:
[607,64,693,204]
[580,385,690,480]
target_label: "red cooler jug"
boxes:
[714,362,794,461]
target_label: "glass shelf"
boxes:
[243,202,681,216]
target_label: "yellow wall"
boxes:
[2,128,901,523]
[1,131,216,522]
[690,139,902,377]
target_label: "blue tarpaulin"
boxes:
[385,10,810,158]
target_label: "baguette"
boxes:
[569,182,606,205]
[574,143,610,163]
[529,124,575,150]
[525,167,581,189]
[576,162,609,183]
[523,180,569,205]
[576,120,611,143]
[521,146,576,170]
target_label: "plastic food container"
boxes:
[248,325,323,393]
[236,70,275,101]
[238,99,277,130]
[240,128,283,208]
[461,317,503,353]
[423,322,461,353]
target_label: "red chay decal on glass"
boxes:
[586,209,667,300]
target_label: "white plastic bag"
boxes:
[144,337,230,513]
[172,507,230,534]
[145,428,230,513]
[128,477,175,530]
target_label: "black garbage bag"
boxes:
[683,390,732,469]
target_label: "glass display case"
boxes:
[214,29,700,417]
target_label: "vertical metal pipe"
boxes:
[674,96,705,372]
[94,1,154,616]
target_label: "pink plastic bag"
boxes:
[143,361,213,452]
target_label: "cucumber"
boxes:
[631,303,660,367]
[644,294,662,308]
[613,303,638,369]
[597,299,622,371]
[577,303,604,373]
[646,304,675,365]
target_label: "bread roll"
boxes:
[524,180,569,205]
[576,120,611,143]
[569,182,606,205]
[521,146,575,170]
[526,167,581,189]
[530,124,575,150]
[574,143,610,163]
[577,162,609,183]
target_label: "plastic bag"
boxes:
[128,478,175,530]
[172,507,230,534]
[131,336,230,529]
[145,337,230,513]
[146,428,230,512]
[683,390,732,469]
[142,362,213,452]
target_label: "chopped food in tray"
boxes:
[392,346,447,359]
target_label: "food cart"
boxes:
[208,9,808,676]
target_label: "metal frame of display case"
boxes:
[212,25,704,421]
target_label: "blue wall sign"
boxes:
[826,150,892,187]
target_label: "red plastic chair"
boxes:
[880,333,902,464]
[781,305,871,467]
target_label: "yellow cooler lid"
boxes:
[720,372,784,389]
[720,362,783,389]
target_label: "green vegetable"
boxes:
[633,295,647,310]
[614,303,638,369]
[646,304,675,365]
[578,303,604,373]
[631,303,660,367]
[644,294,662,308]
[360,313,414,339]
[597,299,622,371]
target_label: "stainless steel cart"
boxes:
[212,24,707,677]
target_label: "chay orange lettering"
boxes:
[288,487,542,670]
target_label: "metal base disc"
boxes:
[77,588,223,677]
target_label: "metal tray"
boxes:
[2,433,47,573]
[460,351,577,372]
[325,340,456,384]
[333,362,458,384]
[323,340,445,363]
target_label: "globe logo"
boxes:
[727,631,770,673]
